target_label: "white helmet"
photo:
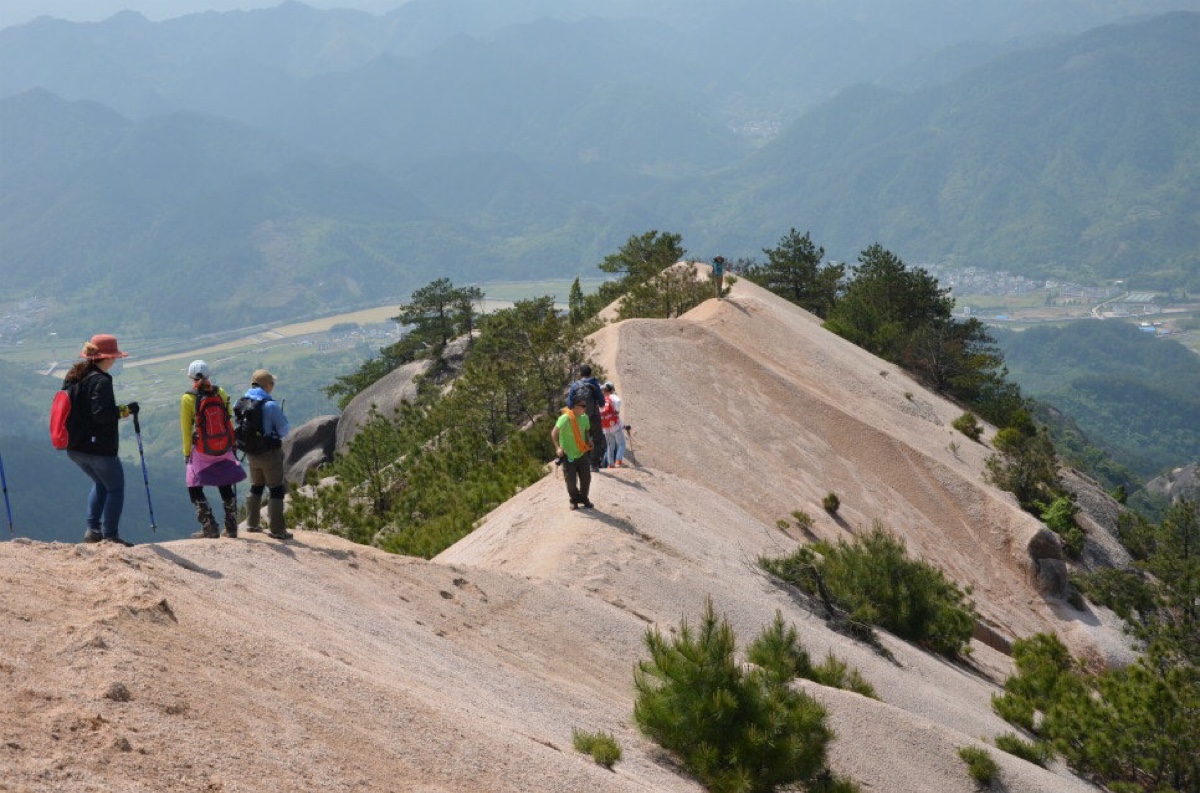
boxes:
[187,360,210,380]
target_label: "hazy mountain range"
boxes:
[1,1,1198,337]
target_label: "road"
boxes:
[44,299,518,377]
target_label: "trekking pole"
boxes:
[133,413,157,533]
[0,448,13,536]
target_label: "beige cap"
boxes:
[251,369,276,387]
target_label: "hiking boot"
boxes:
[245,491,263,533]
[268,530,293,541]
[83,530,103,544]
[221,496,238,538]
[267,498,287,538]
[580,501,595,510]
[191,501,220,539]
[102,536,133,547]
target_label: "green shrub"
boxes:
[1040,496,1084,558]
[822,492,840,514]
[760,522,978,658]
[634,600,841,793]
[957,745,999,787]
[993,634,1200,791]
[984,422,1063,512]
[792,509,815,531]
[810,651,879,699]
[952,412,984,442]
[572,728,622,769]
[745,612,878,699]
[993,732,1051,767]
[1071,568,1155,624]
[809,773,863,792]
[777,518,791,530]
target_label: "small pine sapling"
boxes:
[572,728,622,769]
[957,745,999,787]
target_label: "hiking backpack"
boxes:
[190,388,235,456]
[49,386,76,450]
[233,396,280,455]
[569,378,602,414]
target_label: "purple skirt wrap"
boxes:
[186,450,247,487]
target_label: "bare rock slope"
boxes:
[1,278,1122,792]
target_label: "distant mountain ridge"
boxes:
[675,10,1200,281]
[1,4,1198,337]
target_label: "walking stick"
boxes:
[133,413,157,533]
[0,448,13,536]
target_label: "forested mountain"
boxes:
[1,3,1198,336]
[996,321,1200,481]
[673,11,1200,285]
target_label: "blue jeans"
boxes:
[604,429,626,466]
[68,451,125,538]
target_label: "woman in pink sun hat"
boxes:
[59,334,140,547]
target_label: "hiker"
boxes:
[181,360,245,539]
[567,364,606,470]
[712,256,726,298]
[551,400,594,510]
[240,369,292,540]
[600,381,626,468]
[61,334,138,547]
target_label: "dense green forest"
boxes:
[995,321,1200,481]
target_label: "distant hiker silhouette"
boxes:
[712,256,726,298]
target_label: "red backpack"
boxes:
[49,387,75,450]
[191,388,235,456]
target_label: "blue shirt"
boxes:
[244,386,289,439]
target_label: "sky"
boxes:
[0,0,407,29]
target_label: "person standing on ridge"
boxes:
[61,334,138,547]
[181,360,246,539]
[600,381,626,468]
[552,399,594,510]
[567,364,606,471]
[240,369,292,540]
[712,256,726,298]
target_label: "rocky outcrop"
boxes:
[282,414,339,484]
[334,359,430,452]
[1145,463,1200,503]
[335,334,473,452]
[1028,528,1070,599]
[1060,468,1132,570]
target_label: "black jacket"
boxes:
[64,366,121,456]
